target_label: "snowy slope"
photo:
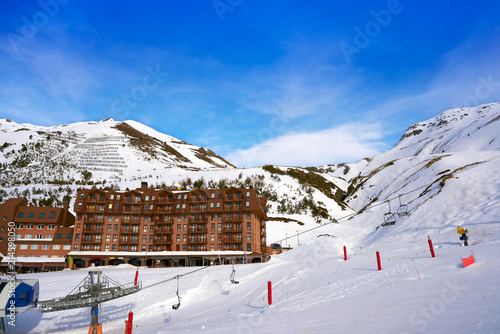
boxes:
[4,102,500,333]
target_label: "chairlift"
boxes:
[382,200,397,226]
[230,258,239,284]
[172,276,182,310]
[397,194,410,217]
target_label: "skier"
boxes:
[457,226,469,246]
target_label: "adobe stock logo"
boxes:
[213,0,243,21]
[110,65,168,119]
[7,0,70,53]
[339,0,406,64]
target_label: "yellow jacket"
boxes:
[457,227,468,234]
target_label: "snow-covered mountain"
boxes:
[0,118,233,185]
[5,102,500,333]
[1,102,500,245]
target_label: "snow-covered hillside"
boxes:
[3,102,500,333]
[0,118,234,187]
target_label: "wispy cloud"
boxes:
[225,122,386,167]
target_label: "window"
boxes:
[247,222,251,230]
[210,203,214,208]
[77,202,83,209]
[66,234,73,239]
[142,235,147,242]
[28,213,35,218]
[25,234,32,239]
[216,202,221,208]
[105,244,110,251]
[143,225,148,233]
[247,243,251,251]
[27,224,34,229]
[211,234,215,242]
[247,233,251,241]
[130,245,137,252]
[112,245,117,251]
[246,191,250,197]
[182,203,186,209]
[16,223,23,229]
[38,213,45,218]
[20,244,28,250]
[75,234,80,242]
[80,193,84,199]
[211,223,215,231]
[31,244,39,250]
[113,235,117,242]
[17,212,25,218]
[184,194,188,200]
[37,224,44,229]
[35,234,43,239]
[63,245,71,250]
[110,194,114,200]
[48,224,55,230]
[218,223,222,231]
[42,244,50,250]
[211,193,215,199]
[246,201,250,207]
[55,233,62,239]
[48,211,56,219]
[183,234,187,242]
[53,245,60,250]
[106,234,111,242]
[150,225,154,233]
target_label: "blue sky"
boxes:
[1,0,500,167]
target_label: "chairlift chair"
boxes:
[382,200,397,226]
[397,195,410,217]
[172,276,182,310]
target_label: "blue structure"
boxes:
[0,279,39,317]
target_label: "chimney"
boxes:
[62,200,69,226]
[141,182,148,191]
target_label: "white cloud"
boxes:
[225,122,386,167]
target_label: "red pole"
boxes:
[343,246,347,261]
[134,268,139,286]
[267,281,272,305]
[428,236,436,258]
[376,251,382,271]
[126,311,133,334]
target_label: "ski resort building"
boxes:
[0,198,75,273]
[69,182,269,267]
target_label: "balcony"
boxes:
[82,225,103,233]
[223,216,243,222]
[119,238,139,244]
[82,236,102,243]
[188,237,207,244]
[153,237,172,245]
[120,227,140,234]
[188,226,208,233]
[222,236,243,243]
[154,227,173,234]
[190,197,207,203]
[189,216,208,223]
[222,226,243,232]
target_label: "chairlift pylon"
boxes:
[172,275,182,310]
[230,258,239,284]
